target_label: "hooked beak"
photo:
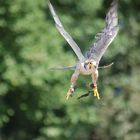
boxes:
[89,63,92,69]
[84,63,92,70]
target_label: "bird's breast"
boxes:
[78,63,94,75]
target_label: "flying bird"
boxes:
[48,0,119,100]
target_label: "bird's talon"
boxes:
[93,86,100,100]
[66,88,74,100]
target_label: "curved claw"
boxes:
[93,86,100,100]
[66,88,74,100]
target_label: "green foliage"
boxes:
[0,0,140,140]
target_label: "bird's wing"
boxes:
[86,0,119,63]
[48,65,76,70]
[48,0,85,61]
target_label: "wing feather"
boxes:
[48,0,85,61]
[48,66,76,70]
[86,0,119,63]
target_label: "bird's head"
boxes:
[84,60,97,70]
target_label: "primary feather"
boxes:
[86,0,119,63]
[48,0,85,61]
[48,66,76,70]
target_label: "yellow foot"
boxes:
[93,86,100,100]
[66,88,74,100]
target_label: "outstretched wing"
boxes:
[86,0,119,63]
[48,65,76,70]
[48,0,85,61]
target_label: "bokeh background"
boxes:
[0,0,140,140]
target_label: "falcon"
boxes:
[48,0,119,100]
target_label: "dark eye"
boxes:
[94,65,97,69]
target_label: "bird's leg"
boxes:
[66,70,79,100]
[91,71,100,100]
